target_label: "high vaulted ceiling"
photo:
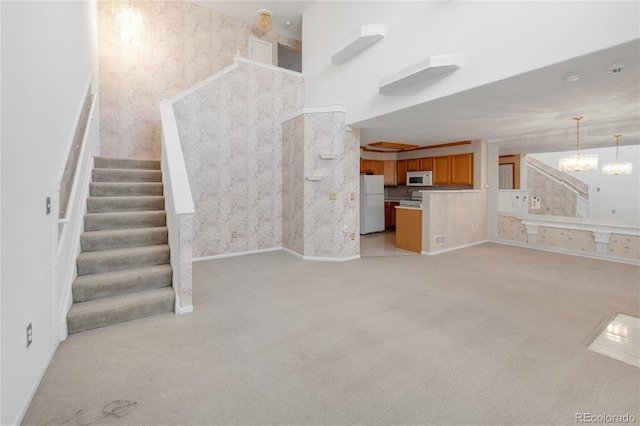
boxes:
[190,1,639,156]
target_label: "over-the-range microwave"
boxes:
[407,171,433,186]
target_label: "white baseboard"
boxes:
[281,247,303,258]
[15,343,58,426]
[282,247,360,262]
[175,304,194,315]
[490,238,640,266]
[303,254,361,262]
[193,247,283,262]
[195,247,361,263]
[422,240,488,256]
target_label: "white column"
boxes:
[525,224,539,244]
[593,231,611,255]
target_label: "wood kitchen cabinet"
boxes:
[419,157,433,171]
[432,156,451,185]
[432,153,474,185]
[407,158,419,172]
[360,159,374,174]
[384,201,400,229]
[383,160,397,186]
[397,160,407,185]
[450,153,473,185]
[373,160,384,175]
[395,207,422,252]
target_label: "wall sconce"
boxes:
[116,6,144,45]
[256,9,273,31]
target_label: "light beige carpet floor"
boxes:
[22,243,640,425]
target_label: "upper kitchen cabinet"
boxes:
[432,156,450,185]
[373,160,384,175]
[383,160,397,186]
[419,157,433,171]
[397,160,407,185]
[360,158,374,174]
[432,153,473,185]
[407,158,419,172]
[450,153,473,185]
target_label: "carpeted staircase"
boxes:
[66,157,175,334]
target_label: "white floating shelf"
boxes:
[379,54,462,93]
[331,24,387,65]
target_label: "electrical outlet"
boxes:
[329,192,337,200]
[26,323,33,348]
[349,192,355,200]
[231,230,237,238]
[351,233,356,240]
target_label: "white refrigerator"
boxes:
[360,175,385,234]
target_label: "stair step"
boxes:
[90,182,163,197]
[93,168,162,183]
[67,287,174,334]
[87,196,165,213]
[84,210,165,231]
[81,227,168,252]
[77,245,170,276]
[72,264,173,302]
[94,156,161,170]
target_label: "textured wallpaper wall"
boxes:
[527,167,577,216]
[99,0,301,159]
[282,111,360,259]
[302,112,360,259]
[282,115,305,255]
[173,60,304,259]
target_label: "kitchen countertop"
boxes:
[395,206,422,211]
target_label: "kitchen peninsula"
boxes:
[395,190,488,255]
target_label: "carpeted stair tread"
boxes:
[81,226,168,252]
[77,244,170,276]
[84,210,166,231]
[87,196,165,213]
[90,182,163,197]
[66,287,174,334]
[93,168,162,182]
[72,264,173,302]
[94,156,161,170]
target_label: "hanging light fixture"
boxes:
[116,4,144,45]
[558,116,598,172]
[256,9,273,31]
[602,134,633,175]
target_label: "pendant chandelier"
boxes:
[602,134,633,175]
[558,116,598,172]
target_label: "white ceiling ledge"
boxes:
[331,24,387,65]
[379,54,462,94]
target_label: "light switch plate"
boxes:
[349,192,355,200]
[329,192,337,200]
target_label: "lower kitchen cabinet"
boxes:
[384,201,400,229]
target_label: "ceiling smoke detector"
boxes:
[606,63,626,74]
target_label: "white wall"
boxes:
[0,1,98,424]
[530,146,640,224]
[302,1,639,125]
